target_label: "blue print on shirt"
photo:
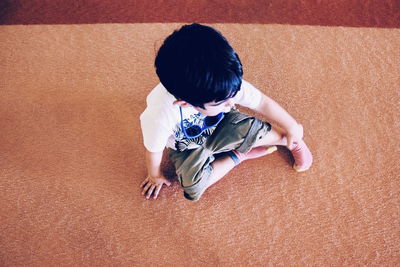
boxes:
[173,112,217,152]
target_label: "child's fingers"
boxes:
[146,185,156,199]
[140,177,149,188]
[154,185,163,199]
[141,181,152,195]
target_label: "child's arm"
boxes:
[140,149,171,200]
[253,93,304,148]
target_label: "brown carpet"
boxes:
[1,2,399,267]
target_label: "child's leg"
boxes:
[206,128,285,188]
[207,155,236,188]
[250,127,313,172]
[208,127,312,188]
[207,146,277,188]
[252,127,288,147]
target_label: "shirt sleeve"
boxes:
[234,79,263,109]
[140,107,173,153]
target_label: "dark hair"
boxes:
[155,23,243,108]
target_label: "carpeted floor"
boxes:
[1,1,399,266]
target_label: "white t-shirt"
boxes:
[140,80,263,152]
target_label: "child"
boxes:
[140,24,313,201]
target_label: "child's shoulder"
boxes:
[146,83,175,107]
[141,83,177,121]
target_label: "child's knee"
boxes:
[179,165,213,201]
[253,125,285,147]
[181,179,210,201]
[183,188,203,201]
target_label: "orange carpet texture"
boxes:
[1,1,399,266]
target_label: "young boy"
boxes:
[140,24,313,201]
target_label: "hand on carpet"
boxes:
[140,175,171,200]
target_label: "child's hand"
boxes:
[286,124,304,149]
[140,175,171,200]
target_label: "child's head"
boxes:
[155,23,243,112]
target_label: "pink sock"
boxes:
[230,146,277,165]
[290,140,313,172]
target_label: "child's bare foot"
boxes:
[290,140,313,172]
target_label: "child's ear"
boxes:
[173,100,192,107]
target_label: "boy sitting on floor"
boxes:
[140,24,313,201]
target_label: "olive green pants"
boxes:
[168,109,272,201]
